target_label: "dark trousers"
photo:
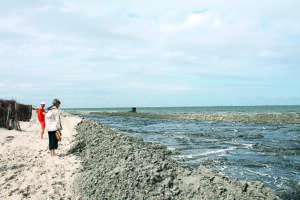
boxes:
[48,131,58,150]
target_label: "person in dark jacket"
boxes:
[45,99,62,157]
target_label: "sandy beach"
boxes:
[0,111,81,199]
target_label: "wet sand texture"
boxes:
[69,119,279,200]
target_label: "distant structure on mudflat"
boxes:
[130,107,136,113]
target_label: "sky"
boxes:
[0,0,299,108]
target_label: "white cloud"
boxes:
[18,83,34,88]
[159,10,224,34]
[0,44,7,56]
[213,18,222,27]
[185,12,211,27]
[0,16,63,43]
[161,51,186,58]
[258,50,282,58]
[0,0,299,106]
[122,81,195,94]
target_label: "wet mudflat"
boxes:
[69,119,279,199]
[74,112,300,200]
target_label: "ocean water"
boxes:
[67,105,300,114]
[69,106,300,199]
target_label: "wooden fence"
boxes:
[0,100,32,130]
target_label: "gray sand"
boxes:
[69,119,279,199]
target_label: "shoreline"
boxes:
[69,119,279,199]
[0,111,81,199]
[0,111,286,199]
[69,111,300,124]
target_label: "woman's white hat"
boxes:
[40,101,46,105]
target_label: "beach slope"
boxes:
[70,119,279,199]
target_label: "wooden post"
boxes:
[6,105,11,129]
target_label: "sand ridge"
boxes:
[0,111,81,200]
[70,119,279,199]
[86,111,300,124]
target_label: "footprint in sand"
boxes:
[3,136,15,144]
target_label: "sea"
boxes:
[68,105,300,199]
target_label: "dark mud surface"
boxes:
[69,119,279,199]
[88,112,300,124]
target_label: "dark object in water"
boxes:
[0,99,32,130]
[130,107,136,113]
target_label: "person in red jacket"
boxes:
[37,102,46,139]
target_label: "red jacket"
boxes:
[37,108,45,122]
